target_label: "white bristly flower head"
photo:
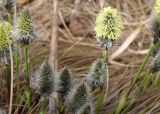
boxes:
[94,7,123,42]
[56,66,73,100]
[87,59,107,89]
[65,82,93,114]
[30,60,54,96]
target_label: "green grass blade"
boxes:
[141,70,153,90]
[131,44,155,87]
[115,89,129,114]
[23,47,32,109]
[153,73,160,86]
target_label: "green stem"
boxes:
[141,69,153,91]
[115,89,130,114]
[103,49,108,64]
[24,47,29,83]
[121,97,136,114]
[152,72,160,86]
[131,44,155,87]
[116,44,155,114]
[25,88,32,109]
[96,87,105,114]
[23,47,32,109]
[39,96,47,114]
[6,64,11,96]
[15,49,20,102]
[103,48,109,113]
[15,50,19,77]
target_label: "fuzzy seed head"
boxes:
[87,59,107,89]
[0,22,12,52]
[57,66,73,100]
[30,60,54,96]
[65,82,92,114]
[76,104,93,114]
[153,42,160,56]
[15,8,36,45]
[155,0,160,14]
[148,15,160,44]
[152,49,160,72]
[94,7,123,41]
[0,49,10,64]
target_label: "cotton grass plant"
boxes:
[116,0,160,113]
[0,22,13,64]
[65,82,93,114]
[56,66,73,100]
[140,0,160,90]
[14,7,36,109]
[30,60,54,114]
[0,2,124,113]
[94,7,123,114]
[1,0,160,114]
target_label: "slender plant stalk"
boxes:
[13,0,17,25]
[115,44,155,114]
[121,97,136,114]
[23,47,32,109]
[15,50,19,78]
[39,96,47,114]
[49,0,58,113]
[24,47,29,81]
[8,43,14,114]
[95,49,108,113]
[104,49,109,98]
[103,49,108,63]
[6,64,11,96]
[153,72,160,86]
[115,88,130,114]
[25,89,32,109]
[96,87,105,114]
[141,69,153,90]
[15,47,20,102]
[131,44,155,87]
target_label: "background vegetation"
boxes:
[0,0,159,114]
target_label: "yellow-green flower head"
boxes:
[0,22,12,51]
[155,0,160,14]
[15,8,36,45]
[94,7,123,41]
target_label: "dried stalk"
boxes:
[49,0,58,113]
[8,43,14,114]
[9,1,16,113]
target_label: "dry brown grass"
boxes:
[1,0,160,113]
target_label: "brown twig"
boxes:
[8,1,17,113]
[8,43,14,114]
[49,0,58,113]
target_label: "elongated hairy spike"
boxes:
[15,8,36,45]
[65,82,92,114]
[57,66,73,100]
[152,49,160,73]
[87,59,107,89]
[30,60,54,96]
[76,104,94,114]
